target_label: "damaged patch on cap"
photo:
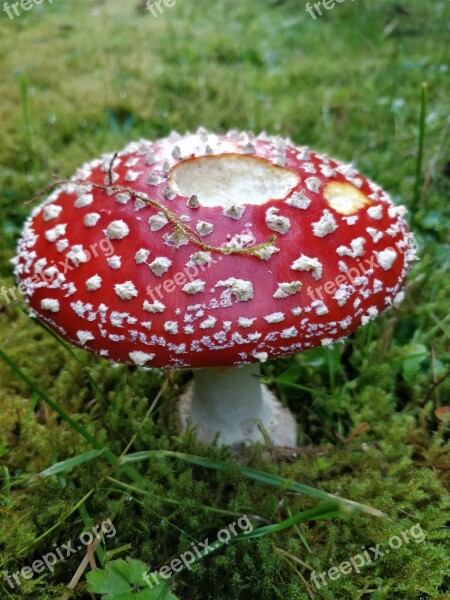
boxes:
[170,154,299,209]
[324,182,371,215]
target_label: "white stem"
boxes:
[191,364,268,431]
[179,364,297,446]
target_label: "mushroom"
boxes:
[14,129,416,446]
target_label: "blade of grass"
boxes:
[105,544,133,560]
[119,451,387,518]
[268,377,328,398]
[0,583,14,599]
[412,82,428,214]
[152,502,341,587]
[364,320,375,361]
[19,392,38,444]
[327,347,336,394]
[37,449,105,478]
[274,548,315,600]
[0,466,11,501]
[19,73,39,178]
[0,347,144,485]
[232,502,341,541]
[275,546,314,572]
[78,504,106,566]
[103,480,204,546]
[0,489,95,568]
[105,476,250,518]
[120,378,169,458]
[0,351,196,568]
[287,506,312,553]
[15,302,104,402]
[0,347,101,448]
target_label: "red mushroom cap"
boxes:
[15,130,416,368]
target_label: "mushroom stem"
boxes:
[179,364,297,446]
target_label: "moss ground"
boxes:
[0,1,449,598]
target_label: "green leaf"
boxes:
[401,343,429,383]
[86,558,180,599]
[87,561,132,595]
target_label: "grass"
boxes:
[0,0,449,598]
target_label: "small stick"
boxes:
[67,537,101,591]
[22,178,277,258]
[108,152,119,186]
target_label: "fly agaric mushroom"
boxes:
[14,129,416,446]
